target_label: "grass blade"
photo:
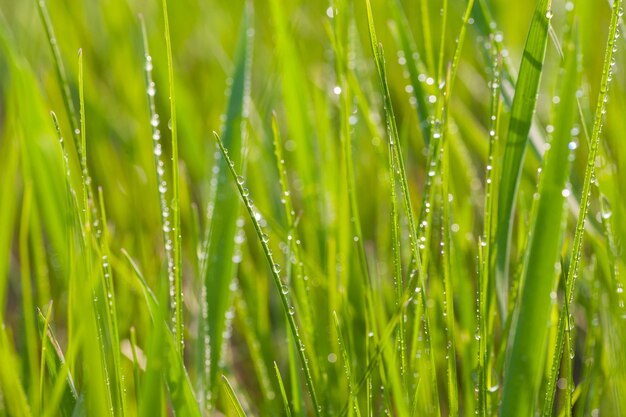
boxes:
[500,17,580,417]
[122,250,202,417]
[274,362,293,417]
[543,0,623,414]
[161,0,184,355]
[213,132,322,417]
[495,0,552,318]
[221,375,248,417]
[199,4,253,408]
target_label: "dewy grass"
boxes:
[2,0,626,416]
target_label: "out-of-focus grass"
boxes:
[0,0,625,416]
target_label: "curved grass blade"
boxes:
[500,18,580,417]
[495,0,552,319]
[160,0,184,355]
[221,375,248,417]
[213,132,322,417]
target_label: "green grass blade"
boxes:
[333,311,361,417]
[221,375,248,417]
[199,4,253,408]
[495,0,552,318]
[389,0,433,144]
[36,307,78,417]
[160,0,184,356]
[97,187,127,417]
[138,14,177,344]
[274,362,293,417]
[477,49,502,417]
[213,132,322,417]
[542,1,624,415]
[500,17,580,417]
[122,250,202,417]
[440,71,459,417]
[35,0,84,169]
[18,182,39,412]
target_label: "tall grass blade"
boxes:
[543,0,623,414]
[495,0,552,318]
[160,0,184,355]
[500,17,580,417]
[200,3,253,408]
[213,132,322,417]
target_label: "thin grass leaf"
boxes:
[363,3,438,413]
[389,0,433,144]
[36,307,78,417]
[35,0,84,171]
[160,0,184,356]
[97,187,127,417]
[274,362,293,417]
[213,132,322,416]
[139,15,177,344]
[500,17,580,417]
[198,4,253,408]
[18,182,39,412]
[440,69,459,417]
[495,0,552,319]
[122,250,202,417]
[542,1,624,415]
[221,375,248,417]
[477,49,502,417]
[333,312,361,417]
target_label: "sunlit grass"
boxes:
[0,0,625,416]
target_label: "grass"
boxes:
[0,0,625,416]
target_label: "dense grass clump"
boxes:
[0,0,625,416]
